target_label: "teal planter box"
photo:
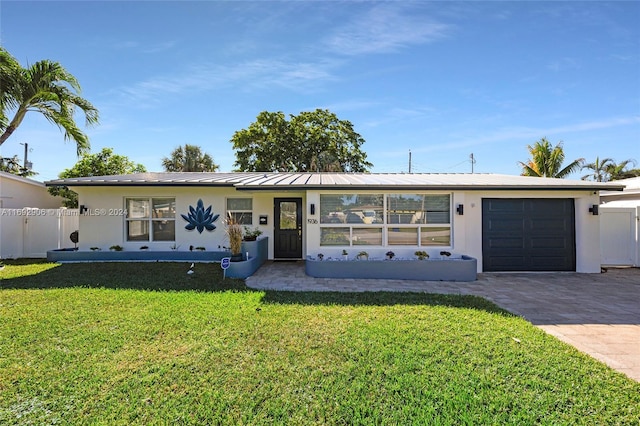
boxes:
[225,237,269,278]
[305,255,477,282]
[47,249,230,262]
[47,237,269,280]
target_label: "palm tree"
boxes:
[0,47,99,155]
[518,138,584,178]
[581,156,614,182]
[162,144,219,172]
[605,159,638,181]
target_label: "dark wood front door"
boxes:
[274,198,303,259]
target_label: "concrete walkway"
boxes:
[247,262,640,382]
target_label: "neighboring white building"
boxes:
[600,177,640,267]
[45,172,623,273]
[1,172,77,259]
[0,171,64,208]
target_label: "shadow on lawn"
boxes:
[260,290,514,314]
[0,259,247,292]
[1,260,513,314]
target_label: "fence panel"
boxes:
[0,208,79,258]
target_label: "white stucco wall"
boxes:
[459,190,601,273]
[72,186,602,273]
[71,186,303,259]
[305,189,602,273]
[0,172,64,209]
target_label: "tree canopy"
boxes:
[162,144,219,172]
[48,148,146,207]
[518,138,584,178]
[581,157,614,182]
[605,159,639,181]
[0,47,99,155]
[0,155,36,177]
[231,109,372,172]
[581,157,638,181]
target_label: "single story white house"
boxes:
[45,172,623,274]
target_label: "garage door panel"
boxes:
[485,199,525,213]
[487,218,524,232]
[530,218,570,232]
[530,237,569,249]
[530,256,573,269]
[486,256,527,268]
[489,238,524,248]
[483,199,575,272]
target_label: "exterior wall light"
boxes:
[456,204,464,215]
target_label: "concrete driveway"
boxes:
[247,263,640,382]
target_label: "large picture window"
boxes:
[126,198,175,242]
[320,193,451,247]
[227,198,253,225]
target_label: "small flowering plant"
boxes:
[415,250,429,260]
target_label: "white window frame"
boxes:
[319,193,452,247]
[125,197,176,242]
[226,197,253,225]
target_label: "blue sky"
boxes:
[1,1,638,181]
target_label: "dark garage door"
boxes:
[482,199,576,272]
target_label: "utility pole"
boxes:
[469,153,476,174]
[20,142,33,172]
[408,150,412,174]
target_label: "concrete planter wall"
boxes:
[47,237,269,280]
[47,249,230,262]
[225,237,269,278]
[305,255,477,282]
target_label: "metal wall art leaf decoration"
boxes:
[181,199,219,233]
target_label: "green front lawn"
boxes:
[1,260,638,425]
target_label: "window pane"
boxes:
[320,194,383,224]
[279,201,298,230]
[227,198,252,210]
[387,194,450,224]
[153,220,175,241]
[352,228,382,246]
[425,195,450,224]
[420,227,451,246]
[229,212,252,225]
[127,220,149,241]
[387,227,418,245]
[320,228,350,246]
[153,198,175,218]
[127,199,149,219]
[387,194,425,224]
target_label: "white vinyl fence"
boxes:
[600,206,639,267]
[0,208,79,259]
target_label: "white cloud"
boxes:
[115,58,340,105]
[325,4,451,56]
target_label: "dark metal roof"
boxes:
[45,172,625,191]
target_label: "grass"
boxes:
[1,260,638,425]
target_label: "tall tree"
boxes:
[605,159,638,180]
[231,109,372,172]
[161,144,219,172]
[518,138,584,178]
[581,156,614,182]
[0,47,99,154]
[48,148,146,207]
[0,155,36,177]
